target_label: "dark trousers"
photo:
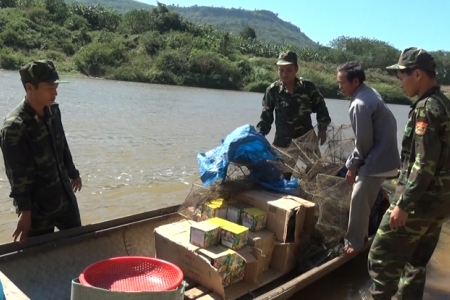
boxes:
[27,197,81,238]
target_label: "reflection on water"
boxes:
[0,70,448,299]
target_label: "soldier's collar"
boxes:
[22,98,52,120]
[22,98,37,116]
[278,78,302,93]
[410,85,441,109]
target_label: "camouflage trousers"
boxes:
[367,202,447,300]
[27,195,81,238]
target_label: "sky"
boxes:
[137,0,448,52]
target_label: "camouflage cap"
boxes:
[276,51,298,66]
[19,60,68,85]
[386,47,435,72]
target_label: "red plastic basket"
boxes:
[79,256,183,292]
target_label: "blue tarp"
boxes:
[0,278,4,300]
[197,124,300,194]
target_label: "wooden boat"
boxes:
[0,204,372,300]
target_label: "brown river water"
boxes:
[0,70,448,299]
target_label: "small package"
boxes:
[197,245,245,287]
[204,217,233,228]
[198,246,235,274]
[221,272,232,287]
[241,207,267,231]
[220,223,249,250]
[230,268,245,285]
[229,253,245,284]
[190,221,221,248]
[226,202,251,224]
[201,198,233,220]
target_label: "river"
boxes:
[0,70,448,299]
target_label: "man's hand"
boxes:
[318,130,327,145]
[345,170,357,185]
[71,177,82,193]
[389,206,408,230]
[12,210,31,243]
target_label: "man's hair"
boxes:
[22,82,40,91]
[399,67,436,79]
[337,61,366,84]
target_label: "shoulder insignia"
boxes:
[12,116,23,125]
[415,121,428,136]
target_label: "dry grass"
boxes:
[442,85,450,98]
[441,85,450,93]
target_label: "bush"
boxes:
[25,6,50,25]
[154,48,190,75]
[371,83,411,105]
[141,31,165,56]
[0,48,27,69]
[74,42,127,77]
[244,81,271,93]
[64,14,89,31]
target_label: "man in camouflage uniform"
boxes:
[368,48,450,300]
[0,60,83,243]
[256,51,331,149]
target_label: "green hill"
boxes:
[169,6,317,47]
[64,0,318,47]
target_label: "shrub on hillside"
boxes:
[74,42,127,77]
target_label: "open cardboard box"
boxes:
[154,220,282,299]
[234,189,316,273]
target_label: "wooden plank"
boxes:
[0,271,30,300]
[184,286,210,300]
[254,237,374,300]
[184,277,199,290]
[197,293,222,300]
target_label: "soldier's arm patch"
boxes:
[414,121,428,136]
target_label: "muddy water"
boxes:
[0,70,448,299]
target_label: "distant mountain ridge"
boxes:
[168,5,317,47]
[64,0,318,47]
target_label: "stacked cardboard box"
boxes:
[154,189,316,299]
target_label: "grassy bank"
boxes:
[0,2,448,105]
[0,35,412,105]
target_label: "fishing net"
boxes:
[177,124,383,270]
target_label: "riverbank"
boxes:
[4,59,449,105]
[0,4,448,105]
[0,55,416,105]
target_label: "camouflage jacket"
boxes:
[394,86,450,212]
[0,99,79,214]
[256,78,331,147]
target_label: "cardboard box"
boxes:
[247,229,275,272]
[235,189,316,243]
[198,246,244,287]
[226,202,251,224]
[235,189,316,273]
[154,220,283,299]
[241,207,267,231]
[220,223,249,250]
[190,221,221,248]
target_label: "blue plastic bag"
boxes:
[197,124,300,194]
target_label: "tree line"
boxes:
[0,0,449,104]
